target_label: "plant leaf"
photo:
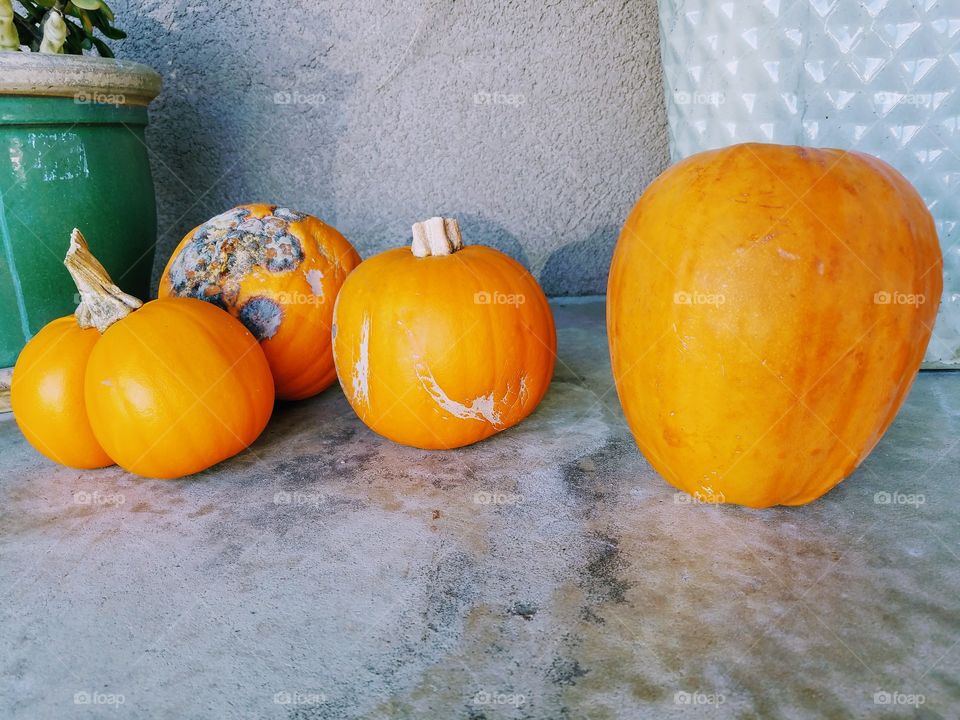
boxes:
[62,19,87,55]
[90,11,124,39]
[98,24,125,39]
[12,13,41,38]
[13,16,38,48]
[78,9,93,35]
[91,34,112,57]
[20,1,50,20]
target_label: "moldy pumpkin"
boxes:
[159,204,361,400]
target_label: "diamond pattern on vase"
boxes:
[659,0,960,364]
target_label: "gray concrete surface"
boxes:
[112,0,670,297]
[1,299,959,719]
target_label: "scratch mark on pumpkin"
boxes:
[500,374,531,417]
[415,364,501,426]
[352,315,370,408]
[304,268,324,300]
[777,247,800,260]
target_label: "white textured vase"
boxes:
[658,0,960,366]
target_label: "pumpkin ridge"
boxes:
[488,247,548,423]
[100,305,209,476]
[99,299,269,476]
[466,247,504,416]
[172,298,273,446]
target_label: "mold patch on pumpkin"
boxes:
[272,207,306,223]
[166,206,306,309]
[238,296,283,340]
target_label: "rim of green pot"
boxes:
[0,53,161,106]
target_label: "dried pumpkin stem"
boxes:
[64,229,142,333]
[411,217,463,257]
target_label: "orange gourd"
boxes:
[332,217,556,449]
[11,317,112,469]
[158,204,361,400]
[11,230,274,478]
[608,143,942,507]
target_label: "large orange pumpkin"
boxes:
[11,230,274,478]
[158,204,361,401]
[332,217,556,449]
[608,143,942,508]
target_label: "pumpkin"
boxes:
[608,143,942,507]
[11,317,113,469]
[11,230,274,478]
[158,204,361,401]
[332,217,556,449]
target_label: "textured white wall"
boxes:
[117,0,670,295]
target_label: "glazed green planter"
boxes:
[0,53,161,369]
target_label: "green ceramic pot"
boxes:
[0,53,161,373]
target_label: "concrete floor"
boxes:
[1,299,958,719]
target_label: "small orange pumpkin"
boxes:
[11,317,112,469]
[608,143,943,507]
[332,217,556,450]
[11,230,274,478]
[158,204,361,401]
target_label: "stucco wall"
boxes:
[117,0,670,296]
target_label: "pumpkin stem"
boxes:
[411,217,463,257]
[64,229,143,333]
